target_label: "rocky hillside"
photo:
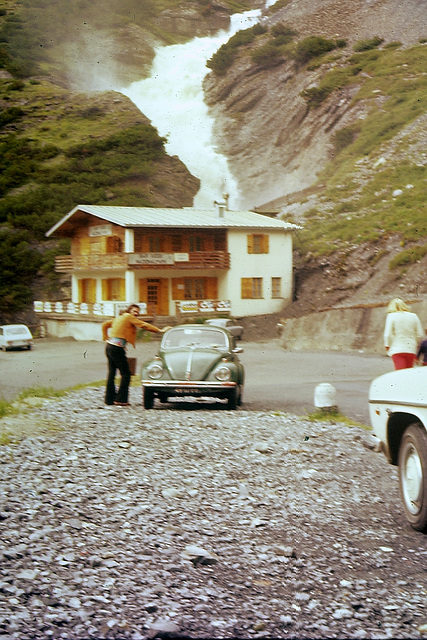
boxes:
[204,0,427,317]
[1,0,426,323]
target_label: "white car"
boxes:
[0,324,33,351]
[369,367,427,532]
[205,318,243,340]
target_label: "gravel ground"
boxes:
[1,387,427,640]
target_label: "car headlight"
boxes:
[214,365,231,381]
[147,363,164,379]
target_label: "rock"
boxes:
[1,385,427,639]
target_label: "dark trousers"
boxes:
[105,343,131,404]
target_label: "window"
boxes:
[149,236,163,252]
[247,234,269,254]
[185,278,205,299]
[102,278,125,301]
[79,278,96,303]
[189,236,204,252]
[271,277,282,298]
[172,277,218,301]
[172,235,182,252]
[241,277,263,299]
[106,236,122,253]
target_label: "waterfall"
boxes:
[121,10,262,210]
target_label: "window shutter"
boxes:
[263,234,269,253]
[241,278,252,299]
[206,277,218,299]
[119,279,126,301]
[80,237,91,255]
[247,235,254,254]
[172,278,185,300]
[101,279,109,301]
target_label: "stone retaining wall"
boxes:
[279,300,427,354]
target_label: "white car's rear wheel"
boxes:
[398,423,427,532]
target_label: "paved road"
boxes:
[0,338,392,423]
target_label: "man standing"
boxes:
[102,304,167,406]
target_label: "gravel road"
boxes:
[1,386,427,639]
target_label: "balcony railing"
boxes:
[54,251,230,273]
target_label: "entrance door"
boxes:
[139,278,169,316]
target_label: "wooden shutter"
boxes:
[172,278,185,300]
[80,237,91,255]
[262,234,269,253]
[101,279,109,301]
[119,279,126,300]
[206,277,218,299]
[247,235,254,254]
[241,278,253,299]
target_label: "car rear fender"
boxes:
[386,411,427,465]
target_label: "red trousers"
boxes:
[391,353,416,370]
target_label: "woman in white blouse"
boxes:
[384,297,424,370]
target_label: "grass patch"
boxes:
[307,407,370,429]
[0,397,17,419]
[297,42,427,258]
[16,385,66,401]
[389,244,427,269]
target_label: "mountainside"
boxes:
[0,0,246,323]
[1,0,427,325]
[204,0,427,317]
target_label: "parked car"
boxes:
[369,367,427,532]
[0,324,33,351]
[205,317,244,340]
[141,324,244,410]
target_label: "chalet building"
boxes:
[38,203,296,340]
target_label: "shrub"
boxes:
[207,25,263,75]
[270,22,297,38]
[332,124,361,153]
[353,36,384,52]
[250,42,284,67]
[0,106,24,127]
[252,23,268,36]
[0,227,42,320]
[300,85,332,106]
[292,36,337,64]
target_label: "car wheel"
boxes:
[227,388,237,410]
[142,387,154,410]
[398,423,427,532]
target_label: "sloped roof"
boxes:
[46,204,296,237]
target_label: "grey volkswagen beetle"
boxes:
[141,324,244,410]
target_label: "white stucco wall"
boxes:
[224,229,293,317]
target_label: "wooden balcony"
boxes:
[129,251,230,270]
[55,251,230,272]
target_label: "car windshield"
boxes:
[163,328,227,349]
[4,326,28,335]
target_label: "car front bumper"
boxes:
[142,380,237,397]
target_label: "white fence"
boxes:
[34,301,147,317]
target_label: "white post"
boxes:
[124,229,134,253]
[71,273,79,303]
[125,270,136,303]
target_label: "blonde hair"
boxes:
[387,297,409,313]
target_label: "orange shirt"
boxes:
[102,313,161,347]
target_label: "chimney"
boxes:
[214,193,229,218]
[214,199,226,218]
